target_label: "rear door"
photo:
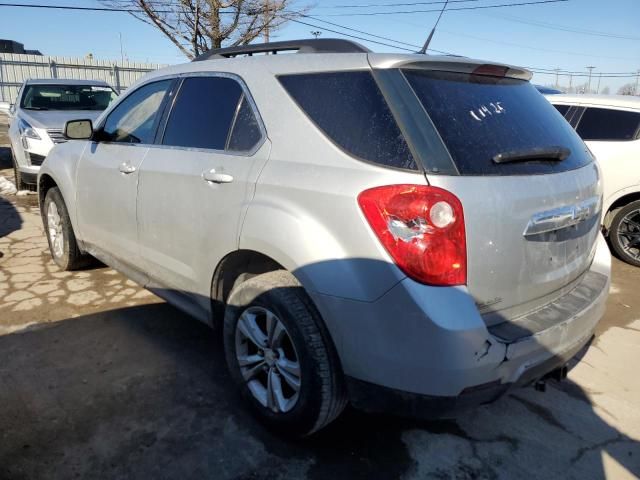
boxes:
[136,74,269,307]
[401,69,601,322]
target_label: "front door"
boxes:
[76,79,172,270]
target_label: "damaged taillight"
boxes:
[358,185,467,286]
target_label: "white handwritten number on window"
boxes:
[469,102,505,122]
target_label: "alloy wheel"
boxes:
[617,208,640,261]
[235,306,301,413]
[47,201,64,259]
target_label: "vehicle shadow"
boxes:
[0,196,22,246]
[0,146,12,170]
[0,286,638,479]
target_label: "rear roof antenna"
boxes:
[419,0,449,54]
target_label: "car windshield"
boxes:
[20,84,118,111]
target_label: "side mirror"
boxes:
[64,119,93,140]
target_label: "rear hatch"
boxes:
[400,67,601,323]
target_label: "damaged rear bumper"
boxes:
[310,234,610,416]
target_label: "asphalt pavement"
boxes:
[1,116,639,479]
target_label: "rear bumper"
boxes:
[346,335,593,419]
[310,233,611,410]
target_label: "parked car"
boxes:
[38,39,611,436]
[8,79,118,189]
[535,85,562,95]
[547,94,640,266]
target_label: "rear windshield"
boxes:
[21,84,118,111]
[403,70,592,175]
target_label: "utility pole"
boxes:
[596,74,602,94]
[569,74,573,92]
[635,70,640,96]
[554,68,560,89]
[119,32,124,63]
[264,0,270,43]
[586,66,596,94]
[311,31,322,39]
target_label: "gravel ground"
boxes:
[0,115,639,479]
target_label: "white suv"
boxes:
[548,94,640,266]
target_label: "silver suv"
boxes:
[38,39,611,436]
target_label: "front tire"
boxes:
[223,270,347,436]
[10,148,28,191]
[43,187,90,270]
[609,200,640,267]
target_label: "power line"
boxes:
[487,13,640,41]
[0,2,174,13]
[315,0,569,17]
[302,15,455,54]
[284,17,418,52]
[436,28,639,60]
[314,0,484,8]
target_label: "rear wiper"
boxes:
[492,146,570,164]
[23,106,49,111]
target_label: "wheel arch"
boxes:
[603,191,640,232]
[210,249,285,327]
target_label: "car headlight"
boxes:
[18,118,41,140]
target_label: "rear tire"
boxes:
[223,270,347,436]
[609,200,640,267]
[43,187,90,270]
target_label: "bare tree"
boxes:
[103,0,307,60]
[601,86,610,95]
[618,83,637,95]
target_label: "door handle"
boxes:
[202,169,234,184]
[119,162,137,174]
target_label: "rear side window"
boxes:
[279,71,416,170]
[163,76,243,150]
[403,70,592,175]
[228,95,262,152]
[553,104,570,117]
[576,107,640,141]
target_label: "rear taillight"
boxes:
[358,185,466,286]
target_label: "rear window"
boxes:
[279,71,416,170]
[403,70,593,175]
[553,104,570,117]
[576,107,640,141]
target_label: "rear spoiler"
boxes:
[368,55,532,81]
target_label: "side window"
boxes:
[576,107,640,141]
[553,104,570,117]
[162,76,243,150]
[102,80,171,144]
[278,71,416,170]
[227,95,262,152]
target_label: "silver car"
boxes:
[8,79,118,189]
[38,39,611,436]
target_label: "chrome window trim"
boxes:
[157,71,267,157]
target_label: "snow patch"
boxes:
[0,175,17,195]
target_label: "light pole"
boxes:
[586,66,596,93]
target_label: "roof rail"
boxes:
[193,38,371,62]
